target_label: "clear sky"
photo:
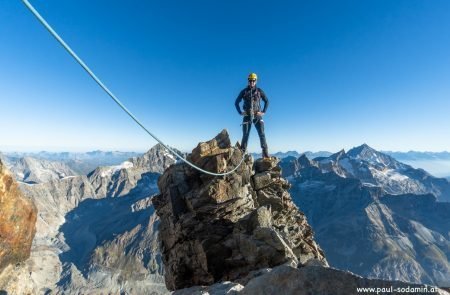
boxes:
[1,0,450,153]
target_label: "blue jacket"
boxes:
[235,86,269,115]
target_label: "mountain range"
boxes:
[3,150,142,175]
[251,150,332,159]
[7,156,77,184]
[281,144,450,287]
[1,142,450,293]
[0,144,175,294]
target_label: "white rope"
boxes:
[22,0,247,176]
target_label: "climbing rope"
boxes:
[22,0,247,177]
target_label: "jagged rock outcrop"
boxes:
[153,130,326,291]
[0,159,37,272]
[130,143,179,174]
[86,144,178,198]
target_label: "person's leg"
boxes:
[255,116,269,157]
[241,116,252,152]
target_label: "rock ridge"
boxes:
[153,130,326,290]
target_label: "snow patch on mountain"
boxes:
[281,144,450,287]
[99,161,134,177]
[163,151,175,161]
[9,157,77,184]
[338,158,354,175]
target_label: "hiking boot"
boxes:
[262,148,270,159]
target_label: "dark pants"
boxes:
[241,115,268,151]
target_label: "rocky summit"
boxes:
[153,130,327,291]
[0,159,37,273]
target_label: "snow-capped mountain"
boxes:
[251,150,332,159]
[3,140,449,292]
[9,156,77,184]
[0,144,175,294]
[85,144,178,199]
[129,143,179,174]
[284,144,450,202]
[4,150,142,175]
[281,144,450,287]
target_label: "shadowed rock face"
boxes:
[0,159,37,272]
[0,147,171,295]
[282,153,450,287]
[153,130,326,291]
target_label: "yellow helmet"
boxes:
[248,73,258,81]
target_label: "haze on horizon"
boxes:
[1,1,450,153]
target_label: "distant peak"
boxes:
[298,153,314,167]
[298,153,309,161]
[330,149,346,160]
[145,143,167,155]
[355,143,374,151]
[346,143,400,168]
[347,144,377,158]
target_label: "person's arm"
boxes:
[260,88,269,113]
[235,90,244,114]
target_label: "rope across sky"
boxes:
[22,0,247,177]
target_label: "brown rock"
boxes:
[188,129,234,173]
[0,159,37,272]
[252,172,273,190]
[254,157,279,174]
[153,131,326,291]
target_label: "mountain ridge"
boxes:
[0,144,177,294]
[281,144,450,287]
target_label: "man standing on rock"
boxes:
[235,73,270,158]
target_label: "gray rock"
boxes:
[0,145,173,294]
[240,265,450,295]
[173,281,244,295]
[10,156,77,184]
[173,264,449,295]
[286,151,450,287]
[254,157,279,173]
[252,172,273,190]
[130,143,178,174]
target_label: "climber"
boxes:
[235,73,270,158]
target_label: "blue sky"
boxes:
[1,0,450,153]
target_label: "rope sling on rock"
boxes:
[22,0,250,177]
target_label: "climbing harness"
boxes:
[241,88,256,126]
[22,0,247,177]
